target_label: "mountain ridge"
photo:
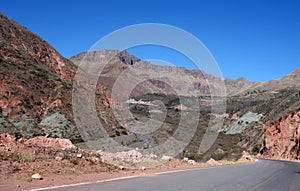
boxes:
[71,50,300,97]
[70,50,256,96]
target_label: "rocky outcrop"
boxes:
[39,112,79,140]
[224,112,263,135]
[262,109,300,160]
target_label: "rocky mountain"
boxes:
[70,50,254,97]
[0,13,126,142]
[71,50,300,98]
[1,12,299,162]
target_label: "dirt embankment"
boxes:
[0,133,255,191]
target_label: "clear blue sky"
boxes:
[1,0,300,82]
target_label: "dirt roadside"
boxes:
[0,133,254,191]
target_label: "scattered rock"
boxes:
[187,159,195,165]
[141,166,146,170]
[161,155,172,160]
[76,153,83,158]
[206,158,221,166]
[149,153,158,159]
[183,157,189,162]
[55,156,63,161]
[241,151,255,161]
[100,149,144,165]
[31,173,43,180]
[91,157,100,163]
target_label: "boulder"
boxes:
[187,159,195,165]
[31,173,43,180]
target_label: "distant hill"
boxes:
[70,50,254,96]
[71,50,300,97]
[234,68,300,95]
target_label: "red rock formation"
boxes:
[24,135,76,150]
[263,109,300,160]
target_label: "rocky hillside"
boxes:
[1,12,299,162]
[0,13,76,139]
[71,51,300,161]
[262,109,300,160]
[0,13,125,142]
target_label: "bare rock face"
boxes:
[262,109,300,160]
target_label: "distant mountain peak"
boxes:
[70,50,256,96]
[70,50,141,66]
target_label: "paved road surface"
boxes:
[45,160,300,191]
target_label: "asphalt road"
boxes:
[45,160,300,191]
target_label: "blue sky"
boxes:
[1,0,300,82]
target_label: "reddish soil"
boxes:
[0,133,253,191]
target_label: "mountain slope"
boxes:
[0,13,77,138]
[0,13,125,141]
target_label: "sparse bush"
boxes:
[34,100,42,105]
[10,164,21,173]
[0,151,35,163]
[69,158,78,165]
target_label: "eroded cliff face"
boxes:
[262,109,300,160]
